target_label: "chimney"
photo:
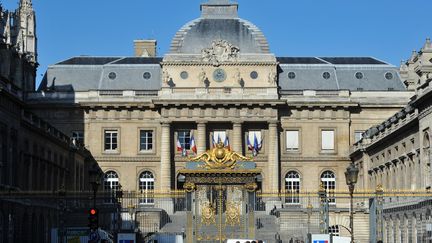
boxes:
[134,39,157,57]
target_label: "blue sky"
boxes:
[2,0,431,88]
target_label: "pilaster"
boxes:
[267,121,279,193]
[196,121,207,154]
[232,121,242,153]
[160,122,171,191]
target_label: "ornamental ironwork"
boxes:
[189,142,252,169]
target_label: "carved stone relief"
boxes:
[201,39,240,66]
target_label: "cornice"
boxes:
[161,61,278,66]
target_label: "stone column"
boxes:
[267,121,279,193]
[160,122,171,192]
[196,122,207,154]
[363,155,370,190]
[232,122,242,153]
[415,154,422,189]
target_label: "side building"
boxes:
[351,38,432,243]
[0,1,102,242]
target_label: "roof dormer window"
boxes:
[322,72,331,80]
[108,72,117,80]
[385,72,393,80]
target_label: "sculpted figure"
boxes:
[198,69,207,85]
[162,69,170,85]
[201,40,240,66]
[233,69,242,86]
[268,70,277,84]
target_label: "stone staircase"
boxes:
[160,211,187,233]
[255,212,280,243]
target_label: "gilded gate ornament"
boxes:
[189,142,252,169]
[183,182,196,192]
[201,201,216,225]
[225,201,241,226]
[244,182,258,192]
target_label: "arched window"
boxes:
[104,171,119,203]
[328,225,340,236]
[321,171,336,204]
[285,171,300,204]
[104,171,119,190]
[139,171,155,204]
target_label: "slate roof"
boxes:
[277,57,406,91]
[40,55,405,92]
[42,57,162,91]
[169,18,270,54]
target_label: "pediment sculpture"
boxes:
[201,39,240,66]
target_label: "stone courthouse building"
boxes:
[13,0,423,241]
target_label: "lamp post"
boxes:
[318,183,329,234]
[345,163,359,243]
[89,168,101,208]
[307,198,313,236]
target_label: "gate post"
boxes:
[248,191,256,239]
[184,183,195,243]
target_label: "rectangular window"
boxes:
[71,131,84,144]
[286,130,299,151]
[354,131,363,143]
[104,130,118,151]
[213,131,227,145]
[139,130,153,151]
[321,130,335,151]
[178,130,191,150]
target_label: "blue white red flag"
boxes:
[224,136,230,150]
[176,138,182,152]
[190,135,197,154]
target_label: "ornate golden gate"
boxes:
[179,142,261,243]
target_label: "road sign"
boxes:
[312,234,330,243]
[89,230,100,243]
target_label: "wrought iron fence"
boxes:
[2,189,432,242]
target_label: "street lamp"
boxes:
[318,183,329,234]
[89,168,101,208]
[307,198,313,236]
[345,163,359,243]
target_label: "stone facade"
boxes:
[0,0,424,241]
[26,0,417,240]
[351,38,432,243]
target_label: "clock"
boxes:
[213,69,226,82]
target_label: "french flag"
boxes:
[212,134,217,147]
[190,135,197,154]
[176,138,183,152]
[224,136,230,151]
[248,133,262,156]
[247,136,253,151]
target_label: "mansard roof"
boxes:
[278,57,405,91]
[40,55,406,92]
